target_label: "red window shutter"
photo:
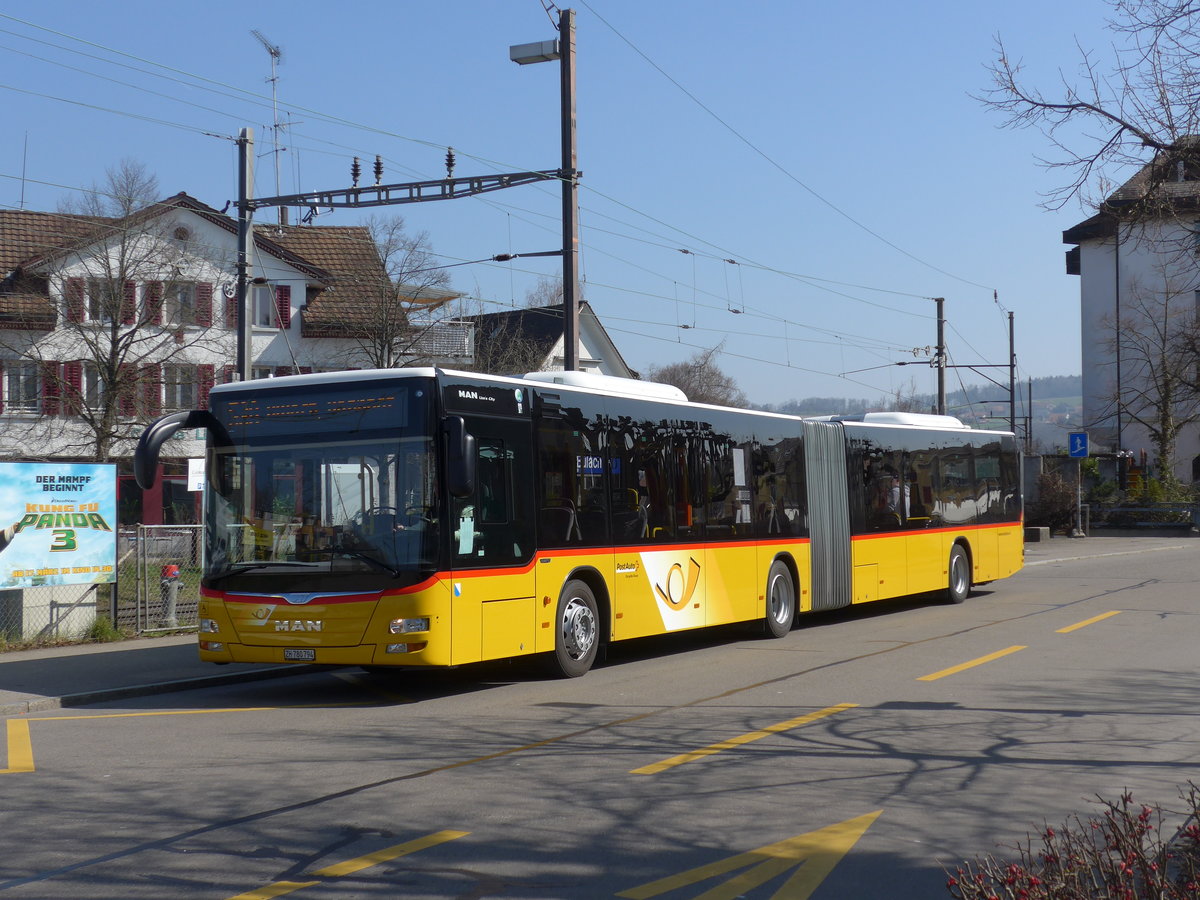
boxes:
[145,282,164,326]
[121,282,137,325]
[65,278,85,323]
[63,361,83,414]
[274,366,291,378]
[141,363,162,417]
[198,364,215,410]
[225,292,239,329]
[221,364,236,385]
[118,363,137,416]
[275,285,291,329]
[299,366,313,375]
[0,360,5,414]
[196,282,214,327]
[41,361,61,415]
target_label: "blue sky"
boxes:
[0,1,1121,407]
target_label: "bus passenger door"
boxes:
[448,418,536,664]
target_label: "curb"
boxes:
[0,664,310,717]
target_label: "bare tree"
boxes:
[347,215,454,368]
[453,297,550,375]
[981,0,1200,217]
[523,275,563,308]
[1,160,231,460]
[875,379,931,414]
[1101,267,1200,479]
[647,344,747,407]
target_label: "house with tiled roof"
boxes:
[0,193,470,523]
[463,301,635,377]
[1063,138,1200,482]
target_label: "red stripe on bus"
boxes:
[850,520,1022,541]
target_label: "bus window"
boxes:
[452,420,534,566]
[865,450,905,532]
[610,415,674,543]
[935,448,977,526]
[535,399,608,547]
[904,452,935,529]
[756,429,806,538]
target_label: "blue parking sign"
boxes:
[1068,432,1089,458]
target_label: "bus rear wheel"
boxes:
[550,580,599,677]
[945,544,971,604]
[764,561,796,638]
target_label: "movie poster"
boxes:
[0,463,118,589]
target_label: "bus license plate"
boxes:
[284,648,316,661]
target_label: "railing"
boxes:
[119,525,202,633]
[1083,503,1198,532]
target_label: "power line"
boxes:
[577,0,997,294]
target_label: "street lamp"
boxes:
[510,8,581,372]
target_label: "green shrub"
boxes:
[84,615,125,643]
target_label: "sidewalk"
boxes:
[0,632,302,716]
[0,535,1192,717]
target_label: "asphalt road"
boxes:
[2,541,1199,899]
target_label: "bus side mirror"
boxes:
[444,415,476,498]
[134,410,229,490]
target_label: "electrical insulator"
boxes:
[351,157,361,187]
[445,147,456,178]
[374,155,383,185]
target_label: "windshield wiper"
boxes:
[334,550,402,577]
[220,561,325,576]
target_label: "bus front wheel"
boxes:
[764,561,796,638]
[945,544,971,604]
[550,580,599,677]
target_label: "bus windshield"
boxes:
[204,379,439,588]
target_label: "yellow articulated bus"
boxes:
[134,368,1023,677]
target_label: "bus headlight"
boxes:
[200,641,225,651]
[200,618,220,633]
[389,617,429,634]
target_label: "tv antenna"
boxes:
[250,29,287,226]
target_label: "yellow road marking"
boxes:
[226,881,317,900]
[917,645,1026,682]
[630,703,857,775]
[30,707,279,721]
[312,830,468,876]
[227,830,468,900]
[617,810,882,899]
[1057,610,1122,633]
[1,720,34,774]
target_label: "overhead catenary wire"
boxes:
[577,0,997,295]
[0,12,1006,403]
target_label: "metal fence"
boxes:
[0,582,103,644]
[0,524,202,645]
[115,525,203,633]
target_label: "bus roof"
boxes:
[520,370,688,401]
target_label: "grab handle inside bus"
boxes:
[444,415,476,498]
[134,409,230,490]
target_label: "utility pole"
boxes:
[934,297,946,415]
[1008,311,1016,435]
[236,127,254,382]
[559,7,581,372]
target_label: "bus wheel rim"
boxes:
[768,573,790,624]
[562,597,596,659]
[951,554,968,594]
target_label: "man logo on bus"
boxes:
[654,557,701,611]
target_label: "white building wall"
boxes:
[1077,219,1200,480]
